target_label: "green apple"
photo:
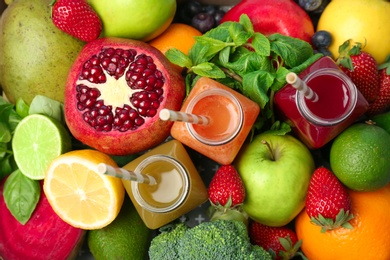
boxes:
[88,0,176,41]
[234,133,315,227]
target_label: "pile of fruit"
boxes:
[1,0,390,259]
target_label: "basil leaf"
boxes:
[3,169,41,225]
[15,98,30,118]
[0,153,16,179]
[28,95,64,124]
[0,121,11,143]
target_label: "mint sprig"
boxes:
[166,14,322,134]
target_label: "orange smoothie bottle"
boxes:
[121,140,208,229]
[170,77,260,165]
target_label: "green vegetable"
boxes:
[149,219,272,260]
[166,14,322,134]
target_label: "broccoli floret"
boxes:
[148,223,188,259]
[149,220,272,260]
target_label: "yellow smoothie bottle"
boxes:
[121,140,208,229]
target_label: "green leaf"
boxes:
[269,33,314,68]
[191,62,226,79]
[193,36,233,60]
[28,95,64,124]
[238,14,254,34]
[15,98,30,118]
[0,153,16,179]
[0,121,11,143]
[252,32,271,56]
[3,169,41,225]
[166,48,193,68]
[228,22,252,47]
[225,50,273,75]
[242,70,275,108]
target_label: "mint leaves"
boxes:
[166,14,322,134]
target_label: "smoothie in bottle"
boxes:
[168,77,260,165]
[274,56,369,149]
[121,140,208,229]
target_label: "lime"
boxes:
[12,114,72,180]
[88,196,152,259]
[371,111,390,134]
[330,122,390,191]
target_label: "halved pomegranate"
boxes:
[64,37,185,155]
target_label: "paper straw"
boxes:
[159,108,210,125]
[97,163,157,185]
[286,72,319,102]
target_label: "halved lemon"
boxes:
[43,149,125,230]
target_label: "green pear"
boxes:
[0,0,85,104]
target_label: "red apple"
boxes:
[221,0,314,44]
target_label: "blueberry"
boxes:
[312,30,333,49]
[202,5,217,16]
[191,12,215,33]
[213,9,226,26]
[298,0,323,12]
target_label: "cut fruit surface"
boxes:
[43,150,125,230]
[12,114,72,180]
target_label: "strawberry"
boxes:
[366,58,390,116]
[305,166,354,233]
[207,165,247,224]
[249,221,302,260]
[208,165,245,207]
[336,39,380,103]
[51,0,102,42]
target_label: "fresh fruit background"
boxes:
[1,0,390,259]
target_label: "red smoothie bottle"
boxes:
[274,56,369,149]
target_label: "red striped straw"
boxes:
[286,72,319,102]
[159,108,210,125]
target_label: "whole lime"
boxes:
[330,122,390,191]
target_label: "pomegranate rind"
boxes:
[64,37,185,155]
[0,179,86,260]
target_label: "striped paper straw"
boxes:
[286,72,319,102]
[97,163,157,185]
[159,108,210,125]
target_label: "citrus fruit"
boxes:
[371,111,390,134]
[317,0,390,64]
[329,122,390,191]
[88,196,152,259]
[295,183,390,260]
[148,23,202,72]
[43,149,125,230]
[12,114,72,180]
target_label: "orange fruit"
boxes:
[43,149,125,230]
[148,23,202,72]
[295,183,390,259]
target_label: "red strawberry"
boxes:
[305,166,354,233]
[249,221,302,260]
[208,165,245,208]
[207,165,247,224]
[51,0,102,42]
[336,40,380,103]
[366,59,390,116]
